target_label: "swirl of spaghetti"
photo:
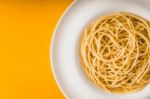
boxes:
[80,12,150,93]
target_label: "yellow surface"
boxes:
[0,0,72,99]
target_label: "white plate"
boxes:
[51,0,150,99]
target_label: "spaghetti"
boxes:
[80,12,150,93]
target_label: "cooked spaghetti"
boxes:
[80,12,150,93]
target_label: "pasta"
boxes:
[80,12,150,93]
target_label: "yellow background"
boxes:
[0,0,72,99]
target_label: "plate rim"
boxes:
[50,0,77,98]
